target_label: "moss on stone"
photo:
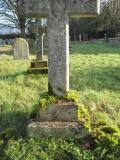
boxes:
[64,90,79,103]
[40,96,57,108]
[37,90,90,131]
[65,90,90,130]
[27,68,48,74]
[78,105,90,130]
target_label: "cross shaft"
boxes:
[24,0,99,96]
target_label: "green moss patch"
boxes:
[27,68,48,74]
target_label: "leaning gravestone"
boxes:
[14,38,29,60]
[24,0,100,138]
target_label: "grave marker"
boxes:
[28,19,48,74]
[14,38,29,60]
[24,0,100,96]
[23,0,100,139]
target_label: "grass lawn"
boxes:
[0,41,120,159]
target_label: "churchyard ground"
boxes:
[0,41,120,159]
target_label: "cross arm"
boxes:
[24,0,48,17]
[24,0,100,18]
[68,0,100,18]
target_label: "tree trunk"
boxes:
[17,0,26,38]
[19,17,26,38]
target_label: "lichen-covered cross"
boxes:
[24,0,100,96]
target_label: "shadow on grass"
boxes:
[70,66,120,92]
[0,111,29,137]
[0,111,30,159]
[70,42,120,55]
[0,71,28,81]
[0,51,12,55]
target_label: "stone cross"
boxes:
[24,0,100,96]
[35,21,45,60]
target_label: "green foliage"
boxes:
[0,128,18,142]
[5,138,94,160]
[39,90,79,108]
[96,1,120,35]
[65,90,79,103]
[39,95,57,108]
[38,90,90,130]
[0,42,120,159]
[64,90,90,129]
[78,105,90,129]
[91,122,120,159]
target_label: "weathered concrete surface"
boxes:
[27,101,90,138]
[109,39,120,47]
[28,121,89,138]
[48,6,69,96]
[31,60,48,68]
[24,0,100,17]
[37,102,78,122]
[28,68,48,74]
[24,0,99,96]
[28,60,48,74]
[14,38,29,60]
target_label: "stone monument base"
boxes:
[27,101,89,138]
[28,60,48,74]
[28,121,88,138]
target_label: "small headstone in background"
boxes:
[104,34,110,43]
[92,38,97,43]
[13,38,29,60]
[117,32,120,40]
[104,33,107,39]
[109,39,120,47]
[79,34,82,43]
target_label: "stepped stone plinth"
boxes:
[31,60,48,68]
[28,60,48,74]
[27,101,89,138]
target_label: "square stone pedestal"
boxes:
[28,60,48,74]
[28,101,89,138]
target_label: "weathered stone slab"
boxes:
[31,60,48,68]
[27,100,90,138]
[38,102,78,122]
[29,60,48,74]
[109,39,120,47]
[25,0,100,17]
[28,68,48,74]
[28,121,89,138]
[14,38,29,60]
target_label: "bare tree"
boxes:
[0,0,30,37]
[96,0,120,33]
